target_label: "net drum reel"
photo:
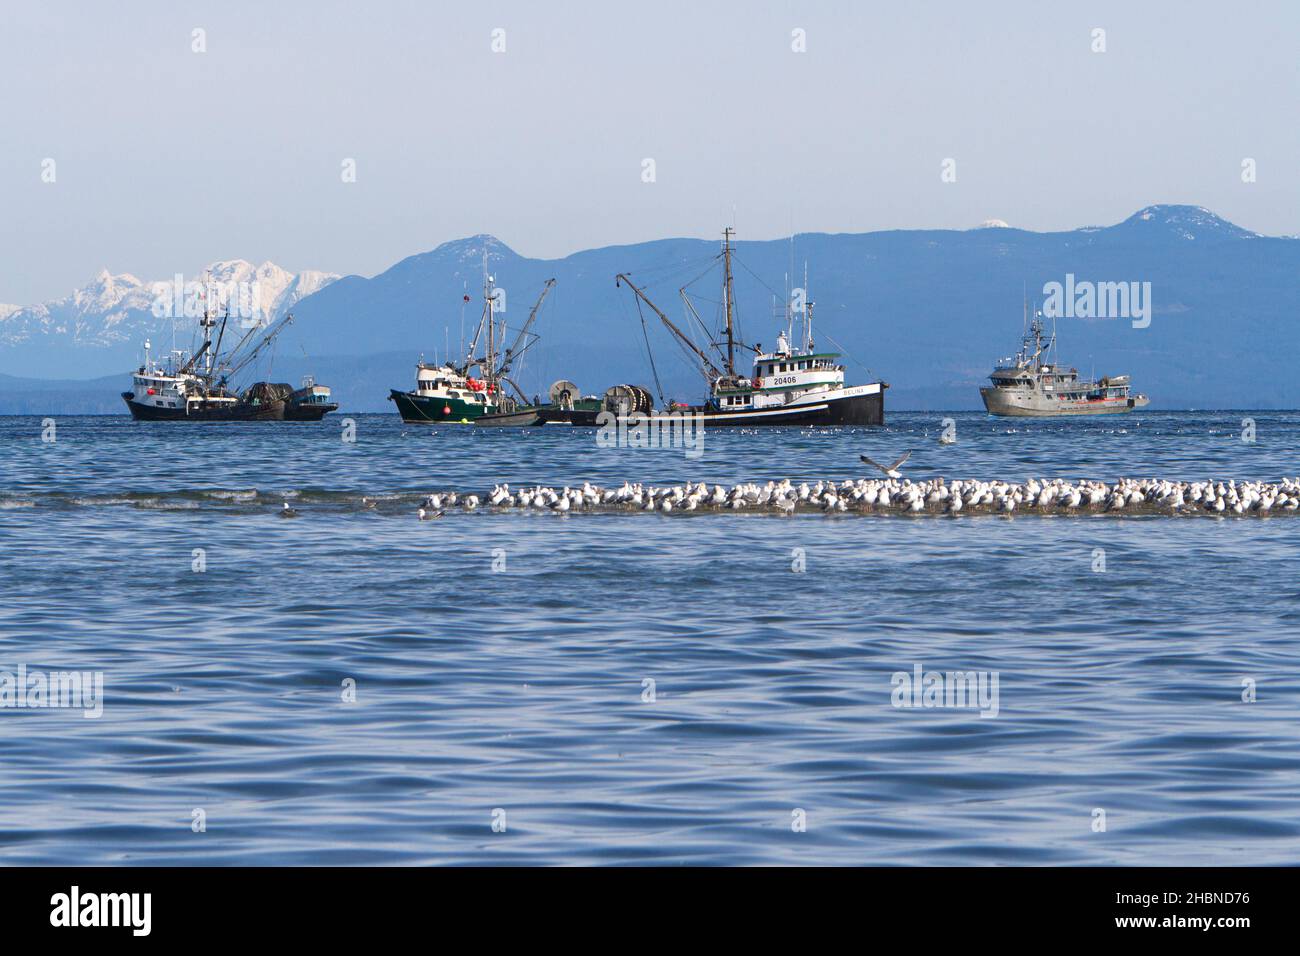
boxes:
[602,384,654,417]
[549,380,580,410]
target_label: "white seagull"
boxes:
[860,451,912,480]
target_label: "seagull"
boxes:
[860,451,912,480]
[280,502,298,518]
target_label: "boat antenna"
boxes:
[787,234,795,345]
[804,260,812,351]
[483,252,495,392]
[459,280,467,367]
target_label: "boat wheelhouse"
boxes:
[285,376,340,421]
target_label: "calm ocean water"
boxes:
[2,410,1299,865]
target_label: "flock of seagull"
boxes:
[408,452,1300,519]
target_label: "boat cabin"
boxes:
[129,369,187,410]
[414,363,495,406]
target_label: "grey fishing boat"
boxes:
[980,312,1149,417]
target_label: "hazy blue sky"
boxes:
[1,0,1296,303]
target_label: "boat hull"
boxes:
[474,407,544,426]
[625,383,885,427]
[283,401,339,421]
[122,393,286,421]
[537,405,601,426]
[980,387,1149,417]
[389,389,493,423]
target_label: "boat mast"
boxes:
[211,309,229,374]
[460,254,495,380]
[722,227,736,376]
[478,250,495,390]
[199,303,217,379]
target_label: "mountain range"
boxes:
[1,205,1296,412]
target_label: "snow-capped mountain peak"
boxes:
[1119,204,1258,240]
[0,261,340,359]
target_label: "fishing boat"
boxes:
[389,266,526,423]
[980,310,1150,417]
[613,228,886,426]
[389,361,500,424]
[391,270,596,426]
[122,309,325,421]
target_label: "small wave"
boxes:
[132,498,200,510]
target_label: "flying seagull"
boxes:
[861,451,912,479]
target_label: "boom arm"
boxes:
[226,313,295,379]
[499,278,554,377]
[616,273,722,381]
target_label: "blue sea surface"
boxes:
[1,410,1299,865]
